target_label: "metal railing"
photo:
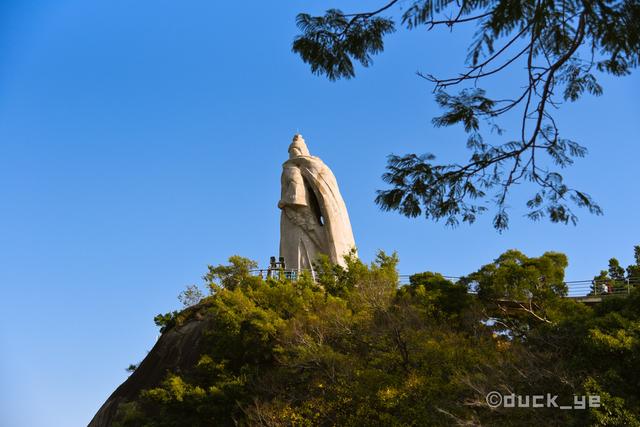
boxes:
[250,268,307,281]
[250,269,638,299]
[564,279,638,298]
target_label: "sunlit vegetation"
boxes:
[115,248,640,426]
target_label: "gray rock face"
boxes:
[88,317,209,427]
[278,135,356,272]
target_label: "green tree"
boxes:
[464,250,568,332]
[609,258,626,282]
[591,246,640,295]
[627,245,640,283]
[403,271,473,320]
[178,284,205,308]
[111,247,640,426]
[293,1,639,230]
[203,255,258,291]
[608,257,627,292]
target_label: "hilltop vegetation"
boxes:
[108,248,640,426]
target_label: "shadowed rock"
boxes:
[88,315,208,427]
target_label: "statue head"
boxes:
[288,134,310,158]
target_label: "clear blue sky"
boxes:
[0,1,638,425]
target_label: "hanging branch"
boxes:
[293,0,640,229]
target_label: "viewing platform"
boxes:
[250,268,637,303]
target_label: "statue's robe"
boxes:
[278,155,355,272]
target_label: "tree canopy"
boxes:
[111,247,640,426]
[292,0,639,230]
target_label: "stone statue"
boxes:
[278,134,356,273]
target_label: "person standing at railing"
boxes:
[600,282,608,295]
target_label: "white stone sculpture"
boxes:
[278,134,356,273]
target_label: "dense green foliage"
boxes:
[593,245,640,293]
[293,1,639,230]
[115,249,640,426]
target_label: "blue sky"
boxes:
[0,1,638,425]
